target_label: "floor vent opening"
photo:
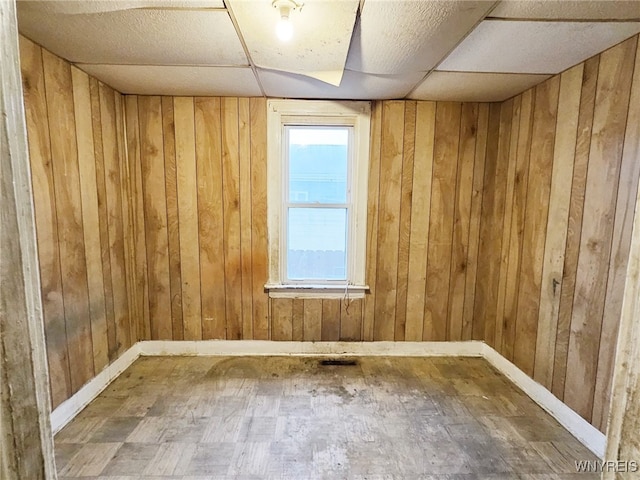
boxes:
[320,359,358,366]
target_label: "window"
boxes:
[266,100,371,298]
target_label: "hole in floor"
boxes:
[320,358,358,366]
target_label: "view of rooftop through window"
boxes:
[286,126,350,281]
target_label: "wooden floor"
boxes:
[54,356,598,479]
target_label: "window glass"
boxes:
[287,208,347,281]
[287,127,349,204]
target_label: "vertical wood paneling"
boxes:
[115,92,136,347]
[292,299,304,341]
[462,103,488,341]
[484,100,513,348]
[394,101,416,341]
[473,103,502,341]
[174,97,202,340]
[493,37,640,432]
[19,37,71,408]
[363,102,382,341]
[552,57,599,398]
[592,40,640,430]
[100,82,131,355]
[603,172,640,478]
[405,102,435,341]
[303,299,322,341]
[534,65,583,389]
[71,67,109,372]
[502,89,534,361]
[194,97,226,339]
[42,49,94,391]
[425,102,461,341]
[138,96,172,340]
[221,98,243,340]
[341,299,363,341]
[322,299,341,341]
[124,95,150,341]
[126,97,302,345]
[239,98,254,340]
[565,37,636,420]
[271,298,293,341]
[449,103,478,341]
[21,39,135,407]
[90,78,117,362]
[161,96,184,341]
[374,101,405,341]
[249,98,269,340]
[113,97,491,349]
[513,77,560,376]
[494,97,520,351]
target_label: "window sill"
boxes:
[264,284,369,299]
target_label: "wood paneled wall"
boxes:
[126,98,491,344]
[367,101,490,342]
[19,37,141,408]
[478,35,640,432]
[125,96,269,341]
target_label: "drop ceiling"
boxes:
[16,0,640,102]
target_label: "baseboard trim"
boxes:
[137,340,486,357]
[50,344,140,434]
[482,343,605,458]
[49,340,605,458]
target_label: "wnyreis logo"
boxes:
[575,460,639,473]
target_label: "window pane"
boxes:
[287,208,347,281]
[288,127,348,204]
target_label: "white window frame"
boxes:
[265,99,371,299]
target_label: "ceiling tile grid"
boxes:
[79,64,262,96]
[15,0,640,102]
[408,71,552,103]
[228,0,359,85]
[490,0,640,21]
[345,0,495,74]
[258,67,425,99]
[436,19,640,75]
[16,0,226,15]
[17,7,248,66]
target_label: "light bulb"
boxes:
[276,16,293,41]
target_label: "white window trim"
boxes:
[266,99,371,298]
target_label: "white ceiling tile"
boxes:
[16,1,225,15]
[408,71,551,102]
[228,0,359,80]
[17,7,247,66]
[490,1,640,21]
[258,68,424,100]
[345,0,495,75]
[438,20,640,74]
[78,65,262,96]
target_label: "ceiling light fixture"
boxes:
[272,0,303,42]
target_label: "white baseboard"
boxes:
[137,340,486,357]
[482,343,605,458]
[49,339,605,459]
[50,344,140,434]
